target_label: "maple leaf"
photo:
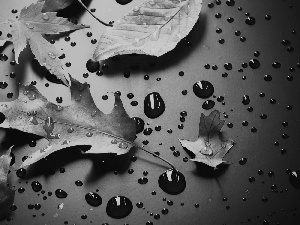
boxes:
[0,145,15,219]
[179,110,234,169]
[5,1,89,86]
[93,0,203,61]
[0,76,136,168]
[38,0,75,12]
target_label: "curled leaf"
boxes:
[93,0,203,61]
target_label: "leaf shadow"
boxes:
[97,13,207,77]
[20,146,85,179]
[83,147,137,184]
[56,0,92,21]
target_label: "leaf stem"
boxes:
[77,0,113,27]
[132,143,176,170]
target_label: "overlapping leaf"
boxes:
[179,110,234,168]
[0,146,15,219]
[39,0,75,12]
[6,1,89,86]
[93,0,202,61]
[0,76,136,168]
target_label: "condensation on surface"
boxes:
[0,0,300,224]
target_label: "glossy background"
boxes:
[0,0,300,224]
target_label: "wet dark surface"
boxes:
[0,0,300,224]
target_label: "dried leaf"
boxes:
[38,0,75,12]
[0,76,136,168]
[0,146,15,219]
[179,110,234,169]
[7,1,89,86]
[93,0,202,61]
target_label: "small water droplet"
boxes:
[42,12,49,20]
[245,16,256,25]
[25,23,34,29]
[242,95,250,105]
[48,52,56,59]
[138,177,148,184]
[0,54,8,62]
[118,142,128,149]
[106,196,133,219]
[55,189,68,198]
[86,132,93,137]
[0,82,8,89]
[31,181,42,192]
[239,158,247,165]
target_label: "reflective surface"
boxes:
[0,0,300,224]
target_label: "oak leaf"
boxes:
[93,0,203,61]
[179,110,234,169]
[0,146,15,219]
[5,1,89,86]
[0,76,136,168]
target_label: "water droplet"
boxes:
[136,202,143,208]
[118,142,128,149]
[116,0,132,5]
[158,169,186,195]
[25,23,34,29]
[29,116,38,125]
[86,132,93,137]
[67,127,74,133]
[193,80,214,99]
[86,59,100,73]
[85,192,102,207]
[245,16,256,25]
[31,181,42,192]
[226,0,235,6]
[224,63,232,70]
[272,62,281,69]
[106,196,133,219]
[138,177,148,184]
[48,52,56,59]
[133,117,144,134]
[0,82,8,89]
[289,170,300,188]
[42,12,49,20]
[75,180,83,186]
[239,158,247,165]
[242,95,250,105]
[144,92,165,119]
[249,59,260,69]
[202,100,215,110]
[55,189,68,198]
[16,168,26,178]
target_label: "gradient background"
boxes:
[0,0,300,224]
